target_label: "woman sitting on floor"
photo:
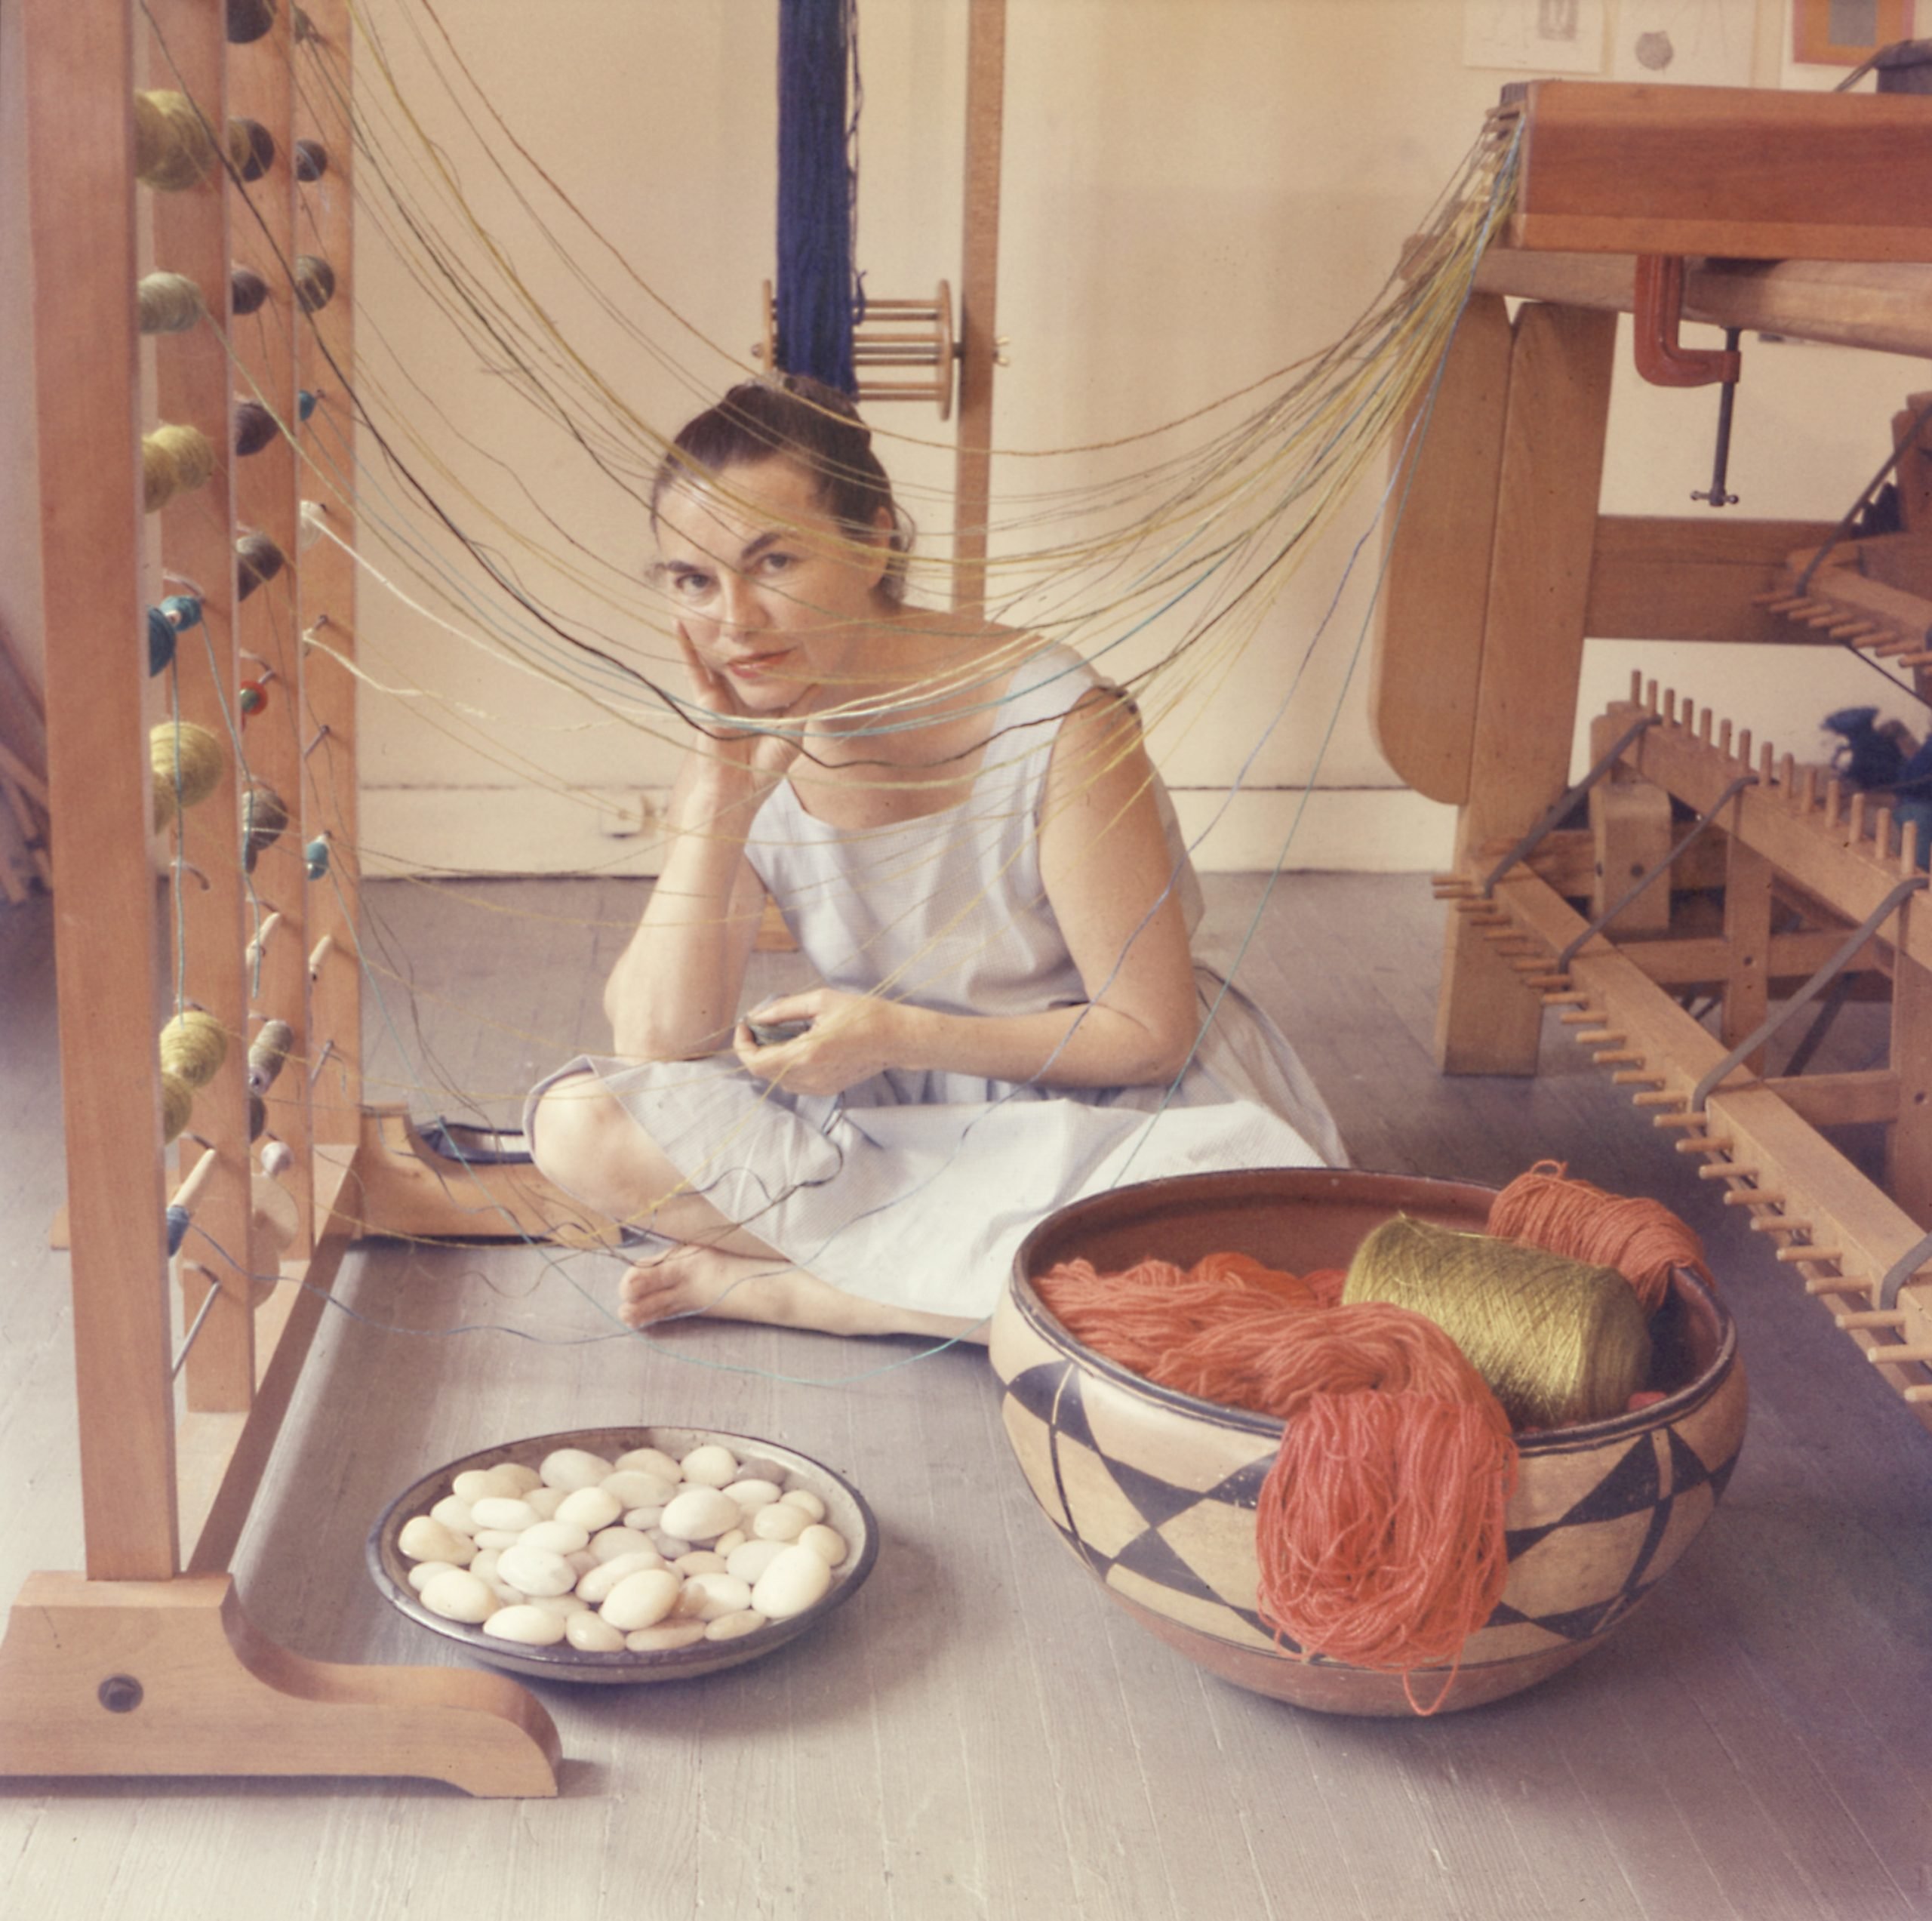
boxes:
[528,375,1345,1341]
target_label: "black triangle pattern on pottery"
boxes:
[1003,1361,1071,1429]
[1198,1458,1273,1510]
[1503,1430,1663,1558]
[1666,1425,1728,1495]
[1048,1367,1099,1454]
[1707,1448,1740,1504]
[1110,1516,1237,1611]
[1100,1451,1227,1533]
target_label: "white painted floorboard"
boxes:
[2,876,1929,1921]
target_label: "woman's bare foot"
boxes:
[618,1243,988,1344]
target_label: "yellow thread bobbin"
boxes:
[159,1009,228,1088]
[142,423,217,513]
[137,272,206,335]
[133,90,218,192]
[150,720,226,829]
[159,1070,195,1145]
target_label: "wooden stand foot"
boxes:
[0,1572,561,1797]
[339,1105,618,1248]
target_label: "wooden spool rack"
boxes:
[0,0,573,1795]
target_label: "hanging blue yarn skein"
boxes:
[305,838,330,879]
[1824,705,1909,790]
[775,0,860,395]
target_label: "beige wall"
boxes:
[7,2,1930,875]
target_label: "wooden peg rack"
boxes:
[1432,678,1932,1429]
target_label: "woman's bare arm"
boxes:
[738,688,1199,1094]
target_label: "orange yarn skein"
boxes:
[1488,1159,1712,1314]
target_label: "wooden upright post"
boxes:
[951,0,1005,617]
[295,1,362,1150]
[1435,301,1617,1075]
[27,0,180,1586]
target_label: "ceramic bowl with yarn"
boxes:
[989,1168,1746,1716]
[368,1425,878,1685]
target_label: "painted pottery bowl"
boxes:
[369,1426,878,1684]
[989,1168,1746,1716]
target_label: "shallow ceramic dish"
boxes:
[991,1168,1747,1716]
[368,1425,878,1685]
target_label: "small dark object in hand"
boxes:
[746,1016,812,1046]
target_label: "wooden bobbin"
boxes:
[755,280,959,417]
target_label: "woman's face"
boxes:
[653,457,889,716]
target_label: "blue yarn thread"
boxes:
[146,594,203,675]
[775,0,860,394]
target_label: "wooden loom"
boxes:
[1373,80,1932,1435]
[0,0,576,1794]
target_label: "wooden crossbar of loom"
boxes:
[0,0,558,1796]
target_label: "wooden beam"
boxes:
[1368,292,1512,805]
[1473,251,1932,362]
[950,0,1004,617]
[294,0,361,1150]
[1507,82,1932,263]
[0,1572,560,1796]
[1437,301,1616,1074]
[27,0,179,1581]
[1760,1070,1900,1131]
[150,0,257,1419]
[1586,516,1841,645]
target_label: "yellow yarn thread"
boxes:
[137,272,205,335]
[132,91,218,192]
[141,423,217,513]
[159,1009,228,1088]
[1342,1214,1652,1430]
[159,1070,195,1145]
[150,720,226,828]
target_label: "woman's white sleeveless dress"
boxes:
[537,643,1345,1320]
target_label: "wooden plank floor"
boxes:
[3,873,1931,1920]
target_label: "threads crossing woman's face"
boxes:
[654,457,891,716]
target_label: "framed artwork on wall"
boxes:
[1792,0,1915,65]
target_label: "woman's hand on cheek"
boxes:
[676,628,804,802]
[734,989,910,1097]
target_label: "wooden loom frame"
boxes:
[1371,83,1932,1439]
[0,0,562,1794]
